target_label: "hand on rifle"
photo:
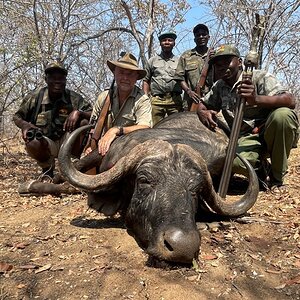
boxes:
[186,89,201,103]
[237,74,257,106]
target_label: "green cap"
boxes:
[158,31,177,41]
[45,60,68,75]
[210,44,240,64]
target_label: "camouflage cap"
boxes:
[209,44,241,64]
[45,60,68,75]
[158,31,177,41]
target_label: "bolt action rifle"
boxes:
[189,18,223,112]
[218,14,265,198]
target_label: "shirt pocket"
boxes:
[35,111,51,135]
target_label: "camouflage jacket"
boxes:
[15,87,92,140]
[174,47,213,93]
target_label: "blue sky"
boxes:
[166,1,215,55]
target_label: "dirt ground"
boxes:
[0,135,299,300]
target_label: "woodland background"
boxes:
[0,0,299,136]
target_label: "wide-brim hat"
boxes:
[107,52,147,80]
[209,44,241,64]
[158,31,177,41]
[45,61,68,75]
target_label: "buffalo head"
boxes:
[58,113,259,263]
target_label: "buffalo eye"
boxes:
[138,176,150,185]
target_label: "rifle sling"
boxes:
[90,92,111,150]
[31,87,46,124]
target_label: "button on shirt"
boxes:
[144,53,182,96]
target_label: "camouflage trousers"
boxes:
[232,107,299,184]
[151,94,183,126]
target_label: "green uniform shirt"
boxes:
[14,87,92,140]
[204,69,289,135]
[174,47,213,93]
[144,53,182,96]
[90,85,152,129]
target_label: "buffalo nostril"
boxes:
[161,228,200,263]
[164,239,174,252]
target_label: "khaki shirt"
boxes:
[204,69,289,135]
[174,47,213,92]
[90,85,152,129]
[144,53,182,96]
[14,87,92,140]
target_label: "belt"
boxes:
[153,92,181,98]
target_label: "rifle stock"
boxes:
[190,49,211,112]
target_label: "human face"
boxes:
[45,71,67,96]
[160,38,175,53]
[114,66,139,94]
[194,29,209,47]
[213,56,242,85]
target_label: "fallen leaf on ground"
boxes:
[202,254,218,260]
[285,275,300,286]
[0,262,13,272]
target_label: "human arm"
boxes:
[13,92,40,142]
[196,102,218,130]
[180,80,201,103]
[98,92,152,156]
[63,109,92,132]
[238,71,295,109]
[64,93,93,132]
[97,124,150,156]
[13,114,40,142]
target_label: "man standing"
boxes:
[197,44,299,189]
[174,24,213,110]
[13,60,92,178]
[143,31,183,125]
[89,52,152,156]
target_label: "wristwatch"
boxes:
[117,126,124,136]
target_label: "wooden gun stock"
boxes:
[190,50,211,112]
[90,93,111,150]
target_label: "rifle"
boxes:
[190,51,211,112]
[90,79,115,150]
[190,18,223,112]
[218,14,265,198]
[79,78,114,156]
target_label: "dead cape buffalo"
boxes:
[58,112,259,263]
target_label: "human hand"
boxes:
[237,75,256,106]
[187,89,201,103]
[22,123,40,142]
[98,127,119,156]
[197,108,218,130]
[64,110,81,132]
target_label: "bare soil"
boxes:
[0,136,299,300]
